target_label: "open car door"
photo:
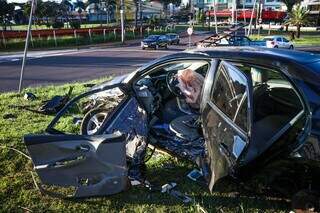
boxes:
[201,60,252,191]
[23,83,148,198]
[24,133,127,198]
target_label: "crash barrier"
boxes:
[0,25,174,49]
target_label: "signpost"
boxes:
[18,0,36,93]
[187,27,193,48]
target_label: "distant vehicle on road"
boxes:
[228,36,266,47]
[166,33,180,45]
[141,35,169,50]
[263,36,294,49]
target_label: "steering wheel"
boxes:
[166,70,185,98]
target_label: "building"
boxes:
[301,0,320,26]
[196,0,287,23]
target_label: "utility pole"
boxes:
[213,0,218,34]
[120,0,125,43]
[139,0,142,33]
[19,0,36,93]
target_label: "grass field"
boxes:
[0,78,294,212]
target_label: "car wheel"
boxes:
[176,40,180,45]
[289,45,294,49]
[81,107,108,135]
[274,45,278,48]
[165,44,168,49]
[154,44,158,50]
[142,47,145,50]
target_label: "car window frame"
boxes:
[230,62,308,147]
[209,60,252,137]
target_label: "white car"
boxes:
[263,36,294,49]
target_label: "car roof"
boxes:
[191,47,319,65]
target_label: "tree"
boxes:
[285,4,309,38]
[159,0,181,19]
[281,0,301,14]
[0,0,14,30]
[74,0,85,25]
[280,0,302,31]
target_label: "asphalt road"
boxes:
[0,35,319,92]
[0,33,210,92]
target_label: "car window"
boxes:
[276,37,282,42]
[147,35,159,40]
[234,63,304,143]
[211,62,248,131]
[283,37,289,42]
[263,37,273,41]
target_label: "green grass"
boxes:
[0,78,291,212]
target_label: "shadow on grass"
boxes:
[61,163,290,212]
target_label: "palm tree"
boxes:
[280,0,301,31]
[285,4,309,38]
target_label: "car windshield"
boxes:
[147,35,159,40]
[263,37,274,41]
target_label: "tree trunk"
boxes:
[297,25,301,38]
[135,1,138,28]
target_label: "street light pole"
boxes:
[18,0,36,93]
[120,0,125,43]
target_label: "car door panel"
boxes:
[24,83,142,198]
[201,60,251,191]
[24,133,127,198]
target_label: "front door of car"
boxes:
[24,83,148,198]
[201,60,252,191]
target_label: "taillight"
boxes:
[271,41,275,45]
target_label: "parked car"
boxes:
[263,36,294,49]
[166,33,180,45]
[24,48,320,209]
[141,35,169,50]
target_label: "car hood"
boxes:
[90,74,129,91]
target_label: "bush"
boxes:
[52,21,64,29]
[70,22,81,29]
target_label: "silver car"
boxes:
[263,36,294,49]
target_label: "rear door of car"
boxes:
[24,83,147,198]
[201,60,253,191]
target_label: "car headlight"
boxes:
[151,42,156,45]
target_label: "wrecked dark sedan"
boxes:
[24,47,320,205]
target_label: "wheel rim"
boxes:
[86,112,108,135]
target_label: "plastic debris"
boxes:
[187,169,203,182]
[24,92,37,101]
[161,182,192,204]
[3,113,17,120]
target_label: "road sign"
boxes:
[187,27,193,36]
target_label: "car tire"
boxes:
[176,40,180,45]
[274,45,278,48]
[289,45,294,49]
[165,44,168,49]
[80,107,108,135]
[142,47,145,50]
[154,44,158,50]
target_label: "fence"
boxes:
[0,25,176,49]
